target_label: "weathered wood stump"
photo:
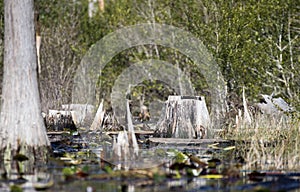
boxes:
[44,110,77,132]
[155,96,210,139]
[62,104,95,127]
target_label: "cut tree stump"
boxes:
[155,96,210,139]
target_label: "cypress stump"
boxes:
[155,96,210,139]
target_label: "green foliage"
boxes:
[103,165,113,174]
[36,0,86,110]
[62,166,77,176]
[174,151,188,163]
[1,0,299,111]
[10,185,23,192]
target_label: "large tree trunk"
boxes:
[155,96,210,139]
[0,0,50,163]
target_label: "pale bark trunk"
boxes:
[0,0,50,161]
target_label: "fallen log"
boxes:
[147,138,232,147]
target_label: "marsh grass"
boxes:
[224,113,300,171]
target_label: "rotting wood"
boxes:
[90,99,105,131]
[147,138,232,146]
[62,104,95,126]
[155,96,210,139]
[44,110,77,132]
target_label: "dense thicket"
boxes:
[0,0,299,113]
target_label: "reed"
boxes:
[224,113,300,171]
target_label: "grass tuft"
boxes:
[224,113,300,171]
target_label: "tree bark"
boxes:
[0,0,50,162]
[155,96,210,139]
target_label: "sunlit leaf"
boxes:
[208,143,220,149]
[62,167,76,176]
[223,146,236,151]
[200,174,223,179]
[175,152,188,163]
[103,165,113,174]
[174,170,181,179]
[33,178,54,190]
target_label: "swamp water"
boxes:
[2,104,300,191]
[1,138,300,192]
